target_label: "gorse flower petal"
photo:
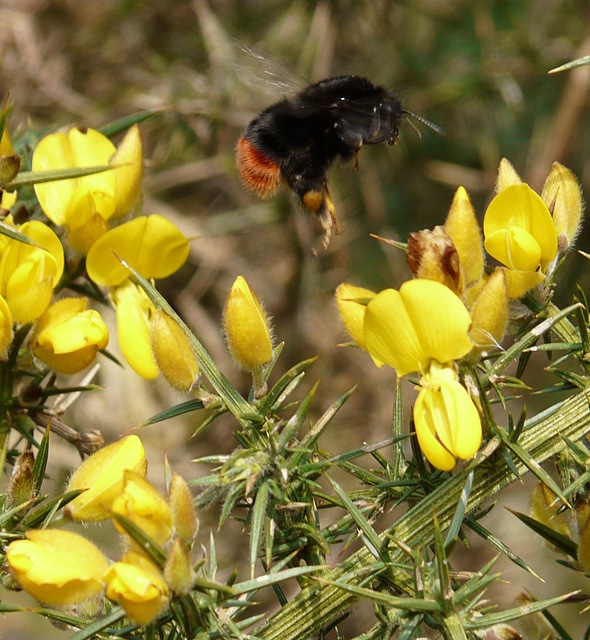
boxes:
[483,184,558,274]
[104,551,170,625]
[335,283,375,349]
[6,529,109,606]
[414,362,482,470]
[111,280,159,379]
[86,215,189,287]
[0,294,12,354]
[363,279,473,377]
[33,128,116,226]
[110,123,144,219]
[65,435,147,522]
[29,298,109,374]
[112,471,172,547]
[0,220,64,323]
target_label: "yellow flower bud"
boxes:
[541,162,584,251]
[6,529,109,606]
[104,551,170,625]
[112,471,172,548]
[495,157,522,193]
[443,186,484,288]
[406,226,461,295]
[151,310,200,392]
[29,298,109,374]
[164,538,195,594]
[335,283,375,349]
[468,268,508,350]
[64,435,147,522]
[223,276,273,373]
[168,472,198,543]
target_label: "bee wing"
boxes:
[231,39,305,102]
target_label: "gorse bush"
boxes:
[1,76,590,640]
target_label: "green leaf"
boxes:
[111,513,167,566]
[32,422,50,495]
[505,507,578,559]
[549,55,590,73]
[7,165,112,190]
[444,471,473,555]
[329,477,388,565]
[465,591,578,629]
[233,565,322,594]
[250,480,270,578]
[139,398,207,426]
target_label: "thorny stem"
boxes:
[254,387,590,640]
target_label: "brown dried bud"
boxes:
[8,450,35,508]
[407,226,461,295]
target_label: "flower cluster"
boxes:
[0,110,191,381]
[337,159,583,470]
[6,435,198,626]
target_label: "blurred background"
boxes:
[1,0,590,637]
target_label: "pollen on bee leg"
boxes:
[310,189,340,257]
[236,136,281,197]
[302,189,324,212]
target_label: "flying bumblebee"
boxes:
[236,74,439,254]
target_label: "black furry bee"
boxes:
[236,75,438,254]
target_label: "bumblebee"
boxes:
[236,75,432,254]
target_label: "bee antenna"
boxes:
[403,110,444,136]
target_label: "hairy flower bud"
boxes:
[541,162,584,251]
[151,310,200,392]
[407,226,461,294]
[168,473,198,543]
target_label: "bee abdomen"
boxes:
[236,136,281,198]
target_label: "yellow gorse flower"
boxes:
[483,183,558,297]
[6,529,109,606]
[32,125,143,253]
[0,220,64,323]
[85,215,189,288]
[64,435,147,522]
[414,361,482,471]
[29,297,109,374]
[104,551,170,625]
[363,279,473,377]
[338,279,482,469]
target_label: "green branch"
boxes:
[253,388,590,639]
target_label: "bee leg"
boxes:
[353,151,361,171]
[311,188,340,257]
